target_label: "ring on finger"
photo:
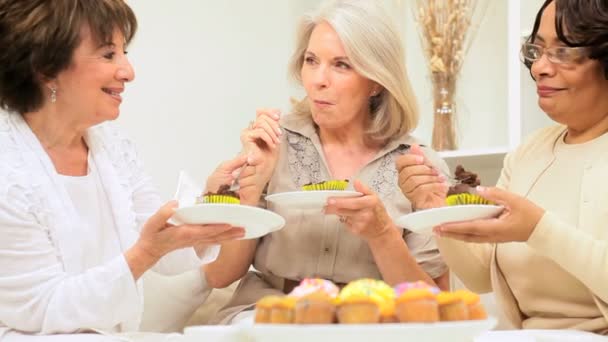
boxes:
[248,120,255,130]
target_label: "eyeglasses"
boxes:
[520,43,589,65]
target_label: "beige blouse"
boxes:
[211,114,448,324]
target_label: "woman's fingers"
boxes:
[400,174,445,194]
[146,201,178,232]
[256,108,281,120]
[249,127,276,148]
[254,117,281,144]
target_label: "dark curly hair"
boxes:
[0,0,137,114]
[523,0,608,79]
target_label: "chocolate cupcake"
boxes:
[196,184,240,204]
[445,165,492,206]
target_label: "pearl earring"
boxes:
[50,87,57,103]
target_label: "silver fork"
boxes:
[229,162,248,192]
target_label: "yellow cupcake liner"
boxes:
[445,193,492,206]
[301,180,349,191]
[196,194,240,205]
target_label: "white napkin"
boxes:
[172,170,203,208]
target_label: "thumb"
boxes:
[148,200,178,229]
[354,179,374,196]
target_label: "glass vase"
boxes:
[430,72,458,151]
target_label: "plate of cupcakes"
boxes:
[396,165,503,235]
[247,278,497,342]
[171,184,285,239]
[265,180,362,210]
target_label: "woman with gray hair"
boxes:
[205,0,450,324]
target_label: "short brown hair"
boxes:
[524,0,608,79]
[0,0,138,114]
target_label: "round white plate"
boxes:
[249,318,497,342]
[171,204,285,239]
[265,190,363,209]
[395,205,504,235]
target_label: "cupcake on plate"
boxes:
[436,291,469,321]
[336,278,395,324]
[301,180,349,191]
[290,278,339,324]
[196,184,240,204]
[394,281,440,323]
[445,165,493,206]
[453,290,487,320]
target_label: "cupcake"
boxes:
[302,180,349,191]
[394,281,440,323]
[454,290,487,320]
[294,291,337,324]
[445,165,492,206]
[269,296,297,324]
[436,292,469,321]
[336,279,395,324]
[395,288,439,323]
[196,184,240,204]
[254,295,282,323]
[290,278,339,324]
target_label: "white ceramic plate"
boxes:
[249,318,497,342]
[265,190,363,210]
[395,205,504,235]
[171,204,285,239]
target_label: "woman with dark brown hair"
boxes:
[397,0,608,334]
[0,0,246,336]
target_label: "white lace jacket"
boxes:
[0,111,217,335]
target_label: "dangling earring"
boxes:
[50,87,57,103]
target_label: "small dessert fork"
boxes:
[229,162,248,192]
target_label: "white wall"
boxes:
[120,1,296,198]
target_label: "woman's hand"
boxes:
[237,108,283,204]
[127,201,245,279]
[396,144,448,210]
[324,180,397,242]
[433,186,545,243]
[205,154,249,194]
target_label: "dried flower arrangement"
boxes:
[412,0,488,150]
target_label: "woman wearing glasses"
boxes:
[397,0,608,334]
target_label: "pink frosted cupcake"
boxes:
[289,278,339,324]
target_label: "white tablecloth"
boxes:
[2,328,606,342]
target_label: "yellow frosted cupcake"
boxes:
[254,295,283,323]
[436,292,469,321]
[301,180,349,191]
[336,279,395,324]
[454,290,487,320]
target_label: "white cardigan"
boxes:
[0,111,217,335]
